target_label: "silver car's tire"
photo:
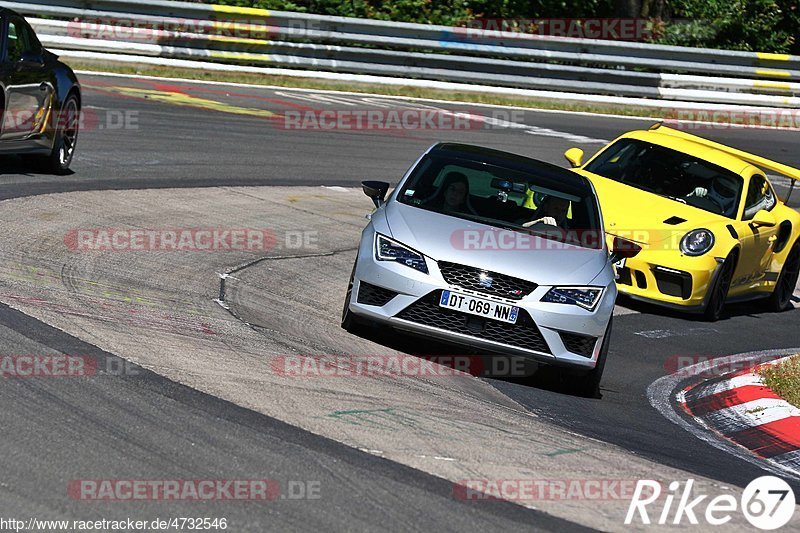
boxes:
[573,317,612,398]
[341,259,357,331]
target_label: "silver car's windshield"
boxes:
[397,153,603,249]
[584,138,744,218]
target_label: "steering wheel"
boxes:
[705,194,726,214]
[708,196,725,215]
[525,222,567,240]
[689,192,726,215]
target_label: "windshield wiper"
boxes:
[458,212,519,231]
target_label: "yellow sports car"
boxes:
[562,123,800,321]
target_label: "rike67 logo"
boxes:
[626,477,796,530]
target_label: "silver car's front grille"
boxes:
[396,291,550,354]
[558,331,597,358]
[357,282,398,306]
[438,261,537,301]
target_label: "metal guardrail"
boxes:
[7,0,800,107]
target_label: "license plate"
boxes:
[439,290,519,324]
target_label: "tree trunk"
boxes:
[615,0,641,17]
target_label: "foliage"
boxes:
[658,0,797,53]
[760,356,800,409]
[210,0,799,53]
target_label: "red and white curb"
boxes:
[648,348,800,481]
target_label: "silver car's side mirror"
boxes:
[362,180,390,208]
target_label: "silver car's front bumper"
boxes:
[347,229,616,370]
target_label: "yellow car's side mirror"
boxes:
[751,209,777,227]
[564,147,584,168]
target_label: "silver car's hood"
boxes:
[384,202,608,286]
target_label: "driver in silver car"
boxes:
[521,195,570,228]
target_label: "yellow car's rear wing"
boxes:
[650,122,799,202]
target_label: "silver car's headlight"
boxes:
[375,234,428,274]
[680,229,714,256]
[542,287,603,311]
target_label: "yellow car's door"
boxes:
[729,174,780,295]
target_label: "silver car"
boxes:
[342,143,637,396]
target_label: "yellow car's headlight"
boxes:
[680,229,715,256]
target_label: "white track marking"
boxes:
[708,399,800,428]
[273,91,358,106]
[523,127,607,144]
[443,111,608,144]
[771,449,800,468]
[689,373,765,398]
[265,91,608,142]
[612,305,639,316]
[634,327,718,339]
[66,55,794,111]
[79,68,800,132]
[358,97,445,111]
[648,348,800,481]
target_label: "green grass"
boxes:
[66,58,665,119]
[760,355,800,408]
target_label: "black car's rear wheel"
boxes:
[704,251,736,322]
[43,94,79,174]
[767,240,800,312]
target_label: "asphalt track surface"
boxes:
[1,73,799,530]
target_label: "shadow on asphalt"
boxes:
[347,293,799,399]
[0,155,74,177]
[347,321,598,399]
[616,294,798,322]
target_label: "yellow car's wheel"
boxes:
[704,251,737,322]
[768,241,800,312]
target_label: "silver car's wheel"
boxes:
[341,258,358,331]
[572,317,612,398]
